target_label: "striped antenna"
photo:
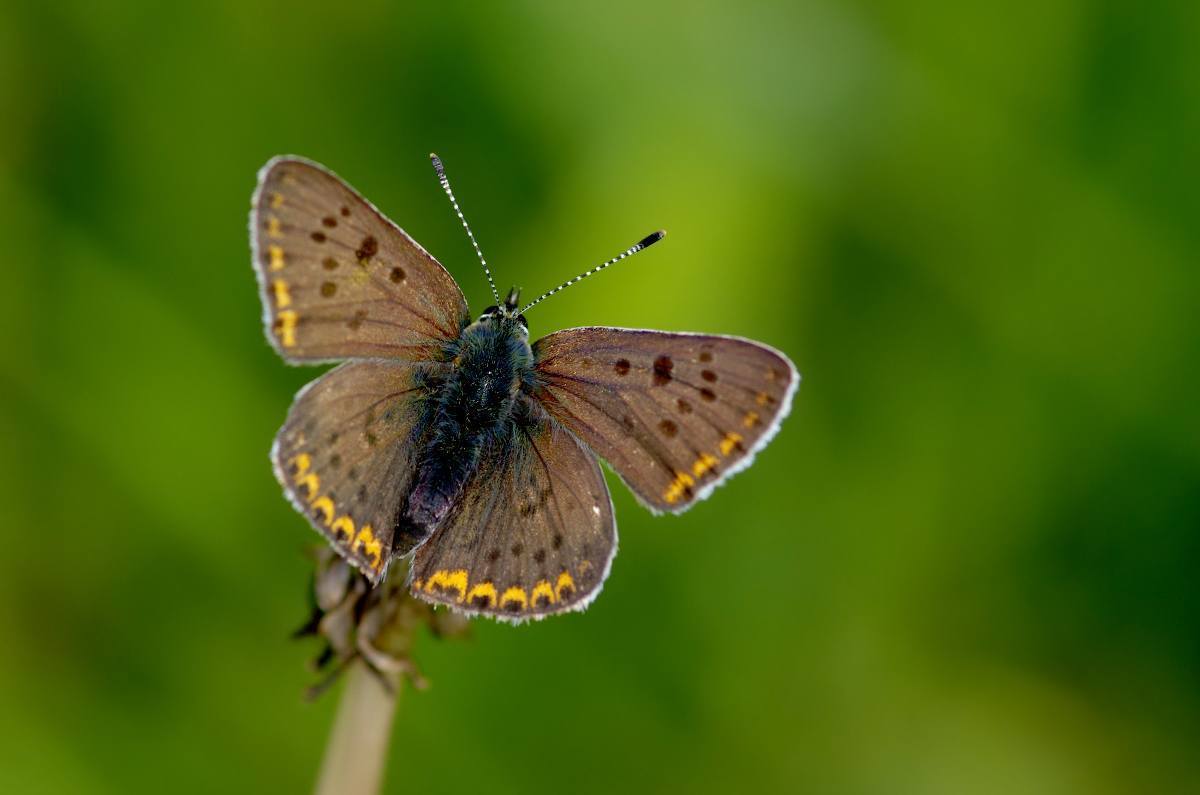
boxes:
[521,230,665,314]
[430,153,501,306]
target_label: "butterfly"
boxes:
[250,154,799,622]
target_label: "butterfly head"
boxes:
[477,287,528,336]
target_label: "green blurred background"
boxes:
[2,1,1198,792]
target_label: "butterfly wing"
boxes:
[532,327,798,513]
[409,399,616,621]
[250,156,470,362]
[273,359,443,584]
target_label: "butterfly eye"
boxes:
[479,305,499,321]
[516,313,529,330]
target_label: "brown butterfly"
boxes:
[250,155,799,621]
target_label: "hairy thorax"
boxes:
[402,316,535,536]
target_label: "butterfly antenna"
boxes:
[430,153,501,306]
[520,230,666,314]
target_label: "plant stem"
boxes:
[314,660,400,795]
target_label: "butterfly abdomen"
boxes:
[403,318,534,534]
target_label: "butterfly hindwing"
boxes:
[250,157,470,362]
[273,359,444,583]
[409,399,616,621]
[533,327,798,513]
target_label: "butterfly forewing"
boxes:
[251,157,470,362]
[533,327,798,513]
[410,402,616,621]
[273,359,441,583]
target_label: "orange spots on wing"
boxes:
[272,279,292,308]
[500,586,528,612]
[425,569,469,602]
[290,453,311,475]
[466,581,498,608]
[331,515,354,542]
[530,580,556,608]
[267,216,282,238]
[356,525,382,568]
[298,472,320,499]
[555,571,576,600]
[743,411,760,428]
[269,191,284,209]
[719,432,744,456]
[268,244,285,271]
[310,496,334,525]
[276,310,298,346]
[692,452,719,478]
[288,450,382,572]
[664,470,696,504]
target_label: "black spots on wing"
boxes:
[558,581,575,600]
[701,369,718,383]
[347,466,359,481]
[471,594,492,609]
[486,548,501,563]
[321,216,338,228]
[356,485,368,503]
[552,533,563,550]
[533,593,552,609]
[311,231,327,243]
[322,256,338,271]
[652,355,673,386]
[320,281,337,297]
[348,309,367,330]
[677,398,693,415]
[304,418,318,435]
[659,419,678,438]
[340,205,351,217]
[519,488,551,518]
[365,431,378,447]
[504,600,523,614]
[389,266,406,283]
[613,358,631,376]
[699,387,717,402]
[328,431,340,444]
[328,454,341,469]
[356,235,378,262]
[699,349,713,363]
[511,542,524,557]
[533,548,546,564]
[621,415,635,431]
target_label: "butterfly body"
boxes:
[404,307,534,535]
[251,156,799,622]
